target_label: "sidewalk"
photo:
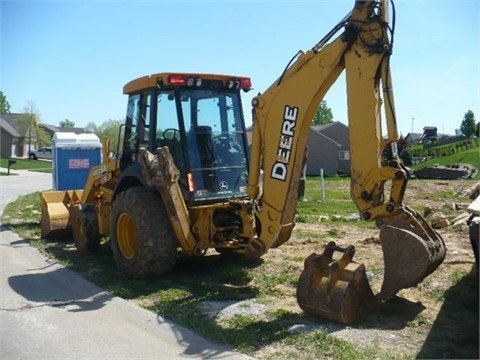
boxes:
[0,169,52,214]
[0,169,255,360]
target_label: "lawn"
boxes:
[0,141,478,359]
[1,176,478,359]
[0,157,52,174]
[411,144,479,180]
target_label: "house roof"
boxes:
[310,127,342,147]
[245,122,347,147]
[1,113,23,130]
[0,113,85,137]
[0,115,20,137]
[405,132,422,141]
[40,123,85,134]
[311,121,348,134]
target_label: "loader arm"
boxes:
[40,138,120,238]
[247,0,445,320]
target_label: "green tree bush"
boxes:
[400,148,413,166]
[18,102,50,150]
[85,119,123,153]
[0,91,11,113]
[460,110,476,138]
[312,100,333,125]
[59,119,75,127]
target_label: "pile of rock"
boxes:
[422,182,480,230]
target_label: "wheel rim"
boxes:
[117,212,137,260]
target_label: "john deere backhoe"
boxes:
[41,0,446,324]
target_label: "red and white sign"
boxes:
[68,158,90,169]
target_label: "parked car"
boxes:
[29,147,52,160]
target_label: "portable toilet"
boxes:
[52,132,102,191]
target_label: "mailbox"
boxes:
[7,158,16,175]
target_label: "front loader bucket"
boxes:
[297,242,378,325]
[40,190,82,237]
[377,206,446,300]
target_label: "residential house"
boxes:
[0,112,84,158]
[0,114,21,158]
[421,126,438,143]
[307,122,350,176]
[40,123,84,138]
[245,121,351,177]
[405,130,458,147]
[404,132,422,146]
[0,113,29,158]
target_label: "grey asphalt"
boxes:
[0,168,254,360]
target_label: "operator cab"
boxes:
[122,73,252,203]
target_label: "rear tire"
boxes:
[110,187,177,277]
[72,204,101,254]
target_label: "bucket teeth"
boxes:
[297,242,377,325]
[296,206,446,325]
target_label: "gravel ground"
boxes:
[197,179,479,359]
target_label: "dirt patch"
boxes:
[285,179,477,358]
[262,225,477,357]
[203,179,479,359]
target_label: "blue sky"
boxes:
[1,0,479,136]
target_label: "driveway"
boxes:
[0,169,254,359]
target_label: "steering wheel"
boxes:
[212,133,230,146]
[163,128,181,141]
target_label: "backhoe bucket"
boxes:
[297,242,378,325]
[40,190,82,237]
[376,206,446,300]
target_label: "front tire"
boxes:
[72,204,101,254]
[110,187,177,277]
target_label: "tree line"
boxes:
[0,90,478,153]
[1,91,123,152]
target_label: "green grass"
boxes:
[295,145,479,225]
[299,177,352,208]
[0,157,52,174]
[1,189,394,360]
[412,147,479,180]
[411,138,479,157]
[297,176,376,228]
[1,156,477,359]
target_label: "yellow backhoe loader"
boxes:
[41,0,446,324]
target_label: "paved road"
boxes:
[0,169,254,359]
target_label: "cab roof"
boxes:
[123,72,252,94]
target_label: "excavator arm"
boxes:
[247,1,390,250]
[247,0,445,323]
